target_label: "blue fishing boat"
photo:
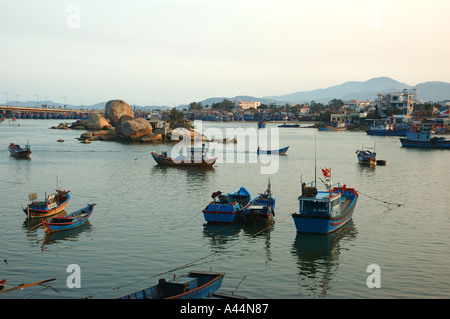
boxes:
[257,120,266,129]
[244,180,275,222]
[42,203,95,233]
[278,123,300,128]
[399,131,450,149]
[356,145,386,165]
[257,145,289,155]
[8,143,31,158]
[292,168,359,234]
[117,271,225,299]
[203,187,251,223]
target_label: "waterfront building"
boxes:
[376,89,416,117]
[239,100,261,110]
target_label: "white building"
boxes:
[239,100,261,110]
[376,89,416,117]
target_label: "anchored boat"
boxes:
[356,145,386,165]
[8,143,31,158]
[203,187,251,223]
[151,146,217,167]
[292,168,359,234]
[244,180,275,222]
[42,203,95,233]
[257,145,289,155]
[399,131,450,149]
[117,271,225,299]
[23,189,71,219]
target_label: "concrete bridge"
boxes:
[0,105,90,119]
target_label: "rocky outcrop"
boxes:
[70,119,87,129]
[104,100,134,126]
[115,116,153,140]
[86,113,111,130]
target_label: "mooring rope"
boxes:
[112,213,291,292]
[358,190,404,207]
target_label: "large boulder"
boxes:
[86,113,111,130]
[116,116,153,140]
[104,100,134,126]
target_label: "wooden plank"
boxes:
[0,278,56,294]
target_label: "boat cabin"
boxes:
[405,131,432,140]
[299,182,343,218]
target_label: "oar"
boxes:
[0,278,56,294]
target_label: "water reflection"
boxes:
[22,211,68,231]
[41,222,93,250]
[202,219,275,269]
[291,222,358,297]
[151,164,215,183]
[202,222,242,250]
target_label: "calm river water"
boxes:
[0,119,448,299]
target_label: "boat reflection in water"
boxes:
[291,222,357,298]
[41,222,93,249]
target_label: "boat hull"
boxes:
[8,144,31,158]
[244,195,275,222]
[399,139,450,149]
[356,150,376,164]
[366,130,410,136]
[43,203,95,233]
[292,188,358,234]
[203,187,251,223]
[203,204,243,223]
[117,271,225,299]
[318,126,347,131]
[151,152,217,167]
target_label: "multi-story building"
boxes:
[238,100,261,110]
[376,89,417,117]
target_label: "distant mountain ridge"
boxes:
[191,77,450,108]
[263,77,450,104]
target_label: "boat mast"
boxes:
[314,131,317,188]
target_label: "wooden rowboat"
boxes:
[42,204,95,233]
[117,271,225,299]
[257,145,289,155]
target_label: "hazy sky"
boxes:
[1,0,449,106]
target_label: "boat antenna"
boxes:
[314,131,317,188]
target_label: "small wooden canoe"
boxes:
[117,271,225,299]
[257,145,289,155]
[42,204,95,233]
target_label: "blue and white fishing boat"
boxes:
[257,145,289,155]
[8,142,31,158]
[117,271,225,299]
[202,187,251,223]
[244,180,275,222]
[42,203,95,233]
[399,131,450,149]
[356,145,386,165]
[278,123,300,128]
[292,168,359,234]
[257,120,266,129]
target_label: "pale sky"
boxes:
[1,0,449,106]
